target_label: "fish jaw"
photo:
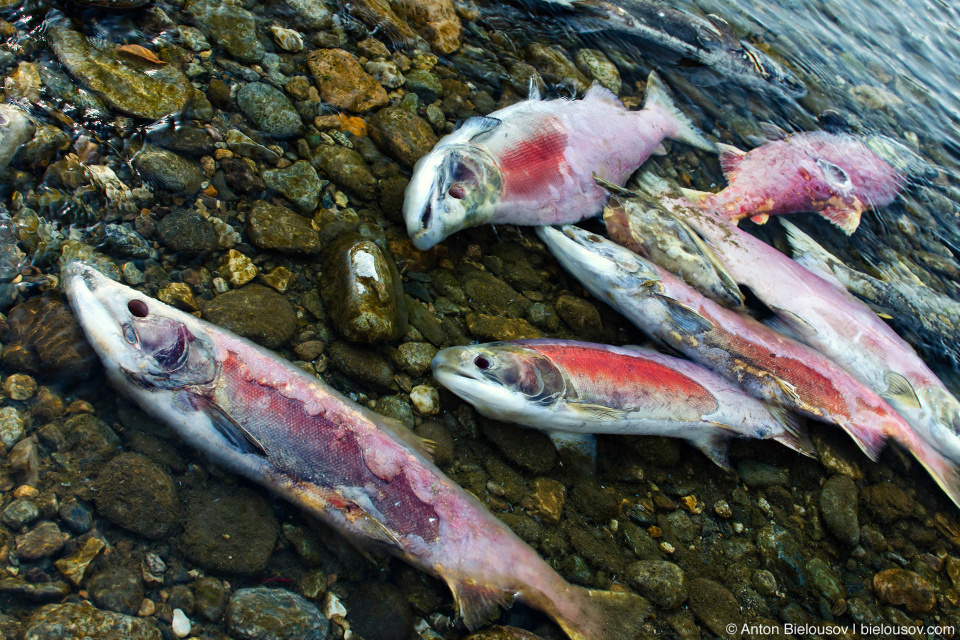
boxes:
[404,142,503,250]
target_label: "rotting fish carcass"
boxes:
[683,132,907,234]
[403,71,715,250]
[537,225,960,507]
[63,261,649,640]
[629,173,960,507]
[431,338,813,470]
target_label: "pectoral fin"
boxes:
[593,173,639,198]
[689,432,734,472]
[659,296,714,333]
[820,203,862,235]
[769,306,818,337]
[446,579,517,630]
[883,371,921,410]
[567,402,629,421]
[459,116,502,140]
[717,142,746,178]
[187,393,267,457]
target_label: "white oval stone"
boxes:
[171,609,191,638]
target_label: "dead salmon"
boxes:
[403,71,714,250]
[63,261,649,640]
[537,225,960,508]
[432,338,813,470]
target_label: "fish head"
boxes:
[403,143,503,251]
[536,225,661,305]
[63,261,217,394]
[431,342,565,420]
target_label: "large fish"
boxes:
[63,262,648,640]
[431,338,812,469]
[536,225,960,507]
[629,173,960,505]
[783,221,960,370]
[684,132,907,234]
[403,71,714,250]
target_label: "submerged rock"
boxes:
[22,602,161,640]
[185,0,264,63]
[310,145,377,196]
[202,285,298,348]
[368,106,438,168]
[873,568,936,613]
[395,0,462,54]
[156,210,219,253]
[687,578,743,640]
[15,521,67,561]
[0,104,36,172]
[226,587,329,640]
[237,83,304,138]
[47,25,191,120]
[131,143,204,195]
[328,341,397,391]
[819,474,859,546]
[307,49,388,112]
[88,566,144,616]
[180,486,279,574]
[626,560,688,609]
[95,452,178,540]
[323,233,408,343]
[246,201,322,254]
[262,161,322,213]
[0,297,97,383]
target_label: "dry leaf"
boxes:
[117,44,167,66]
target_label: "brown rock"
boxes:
[395,0,461,54]
[346,0,428,51]
[525,478,565,525]
[307,49,388,113]
[368,106,438,168]
[872,568,936,613]
[465,314,543,341]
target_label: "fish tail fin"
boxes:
[551,586,651,640]
[767,406,816,458]
[897,430,960,509]
[643,71,716,153]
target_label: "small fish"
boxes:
[596,176,744,309]
[634,172,960,505]
[63,262,649,640]
[784,224,960,369]
[403,71,715,250]
[684,132,905,234]
[432,338,813,470]
[537,225,960,507]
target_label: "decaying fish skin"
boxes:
[537,225,960,508]
[684,132,904,235]
[785,226,960,369]
[633,173,960,505]
[63,262,649,640]
[597,177,743,309]
[432,338,813,470]
[403,71,715,250]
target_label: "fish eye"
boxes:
[474,355,491,370]
[128,299,149,318]
[448,184,467,200]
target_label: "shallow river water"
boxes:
[0,0,960,639]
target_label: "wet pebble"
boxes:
[58,497,93,533]
[806,557,846,603]
[55,535,105,586]
[194,576,227,622]
[171,609,191,638]
[95,452,178,540]
[262,161,322,213]
[0,578,71,602]
[483,419,555,474]
[157,283,198,312]
[202,284,298,348]
[554,295,602,339]
[626,560,688,609]
[756,524,805,590]
[394,342,437,376]
[307,49,388,112]
[368,106,438,168]
[156,210,219,253]
[186,0,264,63]
[687,578,743,640]
[0,406,24,448]
[414,421,454,465]
[3,496,40,529]
[1,297,97,382]
[237,83,304,138]
[226,587,329,640]
[872,568,936,613]
[22,602,161,640]
[525,477,565,525]
[752,569,778,596]
[221,249,258,287]
[574,49,621,93]
[861,483,915,523]
[323,233,408,343]
[410,384,439,415]
[310,145,376,196]
[820,474,859,545]
[88,566,145,616]
[737,459,788,487]
[349,582,414,640]
[131,143,204,195]
[15,520,67,560]
[3,373,36,400]
[180,485,279,574]
[328,341,397,391]
[403,69,443,102]
[246,201,322,254]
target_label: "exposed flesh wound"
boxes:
[498,117,570,199]
[528,343,719,419]
[216,355,441,543]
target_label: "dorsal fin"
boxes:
[760,122,789,141]
[583,82,622,106]
[883,371,921,410]
[717,142,747,178]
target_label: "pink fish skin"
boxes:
[432,339,812,469]
[538,226,924,474]
[631,174,960,507]
[692,132,903,234]
[63,262,649,640]
[403,71,714,250]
